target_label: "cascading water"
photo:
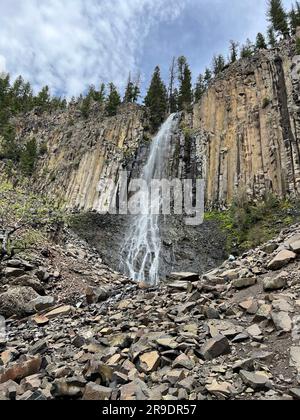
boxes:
[121,113,179,285]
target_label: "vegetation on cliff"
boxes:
[205,194,300,255]
[0,180,64,260]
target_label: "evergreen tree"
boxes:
[168,57,177,113]
[194,74,206,103]
[124,74,135,103]
[289,3,300,34]
[229,40,239,63]
[92,83,106,104]
[268,26,277,47]
[144,66,168,132]
[177,56,186,85]
[106,83,121,116]
[204,68,212,87]
[20,138,37,176]
[80,95,91,119]
[240,39,254,58]
[212,55,226,76]
[0,124,20,162]
[178,57,193,110]
[256,33,268,49]
[124,74,140,103]
[267,0,290,38]
[35,86,51,110]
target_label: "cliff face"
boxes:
[15,103,148,211]
[193,40,300,206]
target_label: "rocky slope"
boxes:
[1,225,300,400]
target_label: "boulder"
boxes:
[29,339,48,355]
[167,281,193,292]
[10,275,45,295]
[51,377,86,398]
[271,311,292,332]
[0,356,42,384]
[253,304,272,322]
[290,347,300,373]
[232,277,256,289]
[200,334,231,361]
[172,354,195,370]
[268,250,296,270]
[263,272,288,291]
[168,272,199,282]
[28,296,55,312]
[289,388,300,400]
[247,325,262,338]
[120,379,149,400]
[86,286,111,304]
[240,370,271,390]
[290,240,300,254]
[0,287,40,318]
[139,351,160,373]
[44,305,73,319]
[82,383,112,400]
[1,267,25,279]
[0,380,20,400]
[206,380,234,398]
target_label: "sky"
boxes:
[0,0,295,98]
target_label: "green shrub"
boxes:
[20,138,38,176]
[205,193,300,255]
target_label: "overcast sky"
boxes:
[0,0,295,98]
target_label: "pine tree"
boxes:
[268,26,277,47]
[194,74,206,103]
[178,57,193,110]
[267,0,290,38]
[204,68,212,87]
[93,83,106,104]
[20,138,37,176]
[256,33,268,49]
[124,74,135,103]
[35,86,51,111]
[124,74,140,104]
[106,83,121,116]
[289,3,300,34]
[229,41,239,63]
[240,39,254,58]
[212,55,226,76]
[80,95,91,119]
[144,66,168,132]
[0,124,20,162]
[168,57,177,113]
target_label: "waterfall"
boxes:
[121,113,179,285]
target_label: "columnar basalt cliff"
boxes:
[14,103,148,211]
[193,40,300,207]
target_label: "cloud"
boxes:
[0,0,186,97]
